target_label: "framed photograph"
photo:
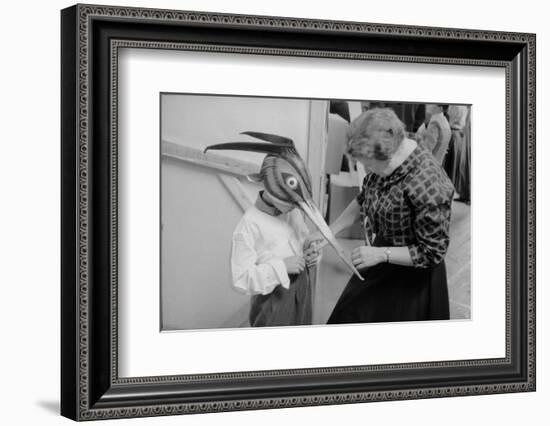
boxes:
[61,4,536,421]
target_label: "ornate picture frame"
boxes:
[61,3,535,421]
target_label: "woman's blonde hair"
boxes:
[346,107,405,161]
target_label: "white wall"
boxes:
[0,0,547,425]
[161,158,249,329]
[162,94,312,163]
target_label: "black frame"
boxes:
[61,4,536,421]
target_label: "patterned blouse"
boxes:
[356,146,455,268]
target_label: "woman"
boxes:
[445,105,471,202]
[311,108,454,323]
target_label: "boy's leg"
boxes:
[250,285,298,327]
[294,271,313,326]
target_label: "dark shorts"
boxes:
[249,270,312,327]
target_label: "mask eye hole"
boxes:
[286,176,298,189]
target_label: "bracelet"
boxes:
[384,247,391,263]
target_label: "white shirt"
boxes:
[231,203,309,296]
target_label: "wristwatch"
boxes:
[384,247,391,263]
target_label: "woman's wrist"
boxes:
[383,247,391,263]
[379,246,414,267]
[378,247,389,264]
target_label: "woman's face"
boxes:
[350,134,392,175]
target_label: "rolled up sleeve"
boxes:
[407,175,453,268]
[408,202,451,267]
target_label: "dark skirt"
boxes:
[443,135,456,182]
[327,257,449,324]
[452,129,470,201]
[249,270,312,327]
[445,129,470,201]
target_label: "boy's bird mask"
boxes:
[205,131,363,280]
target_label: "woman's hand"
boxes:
[351,246,386,270]
[283,256,306,275]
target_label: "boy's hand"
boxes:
[304,242,321,267]
[304,231,328,250]
[283,256,306,275]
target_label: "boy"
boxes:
[231,188,319,327]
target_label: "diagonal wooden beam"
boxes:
[218,175,255,212]
[161,140,259,177]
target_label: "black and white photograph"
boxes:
[1,0,544,423]
[160,94,472,331]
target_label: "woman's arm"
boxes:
[406,166,454,267]
[407,201,452,267]
[352,170,453,269]
[351,246,414,269]
[384,246,413,265]
[352,202,452,270]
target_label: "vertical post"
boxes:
[305,100,329,323]
[306,100,329,208]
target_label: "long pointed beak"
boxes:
[298,201,364,281]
